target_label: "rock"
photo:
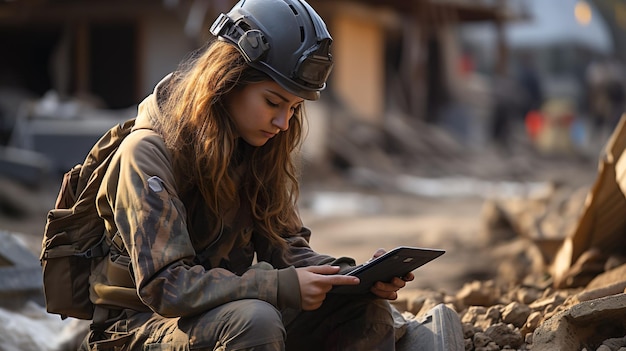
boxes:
[473,332,491,348]
[474,341,499,351]
[501,301,531,328]
[532,294,626,351]
[462,322,476,339]
[601,336,626,350]
[461,306,487,324]
[484,323,524,349]
[575,263,626,302]
[474,305,502,331]
[485,305,501,321]
[516,286,543,305]
[525,332,533,344]
[398,289,445,315]
[528,292,566,313]
[522,311,543,334]
[464,337,474,351]
[456,280,500,307]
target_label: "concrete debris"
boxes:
[0,301,89,351]
[7,93,135,176]
[532,294,626,351]
[388,114,626,349]
[397,278,626,350]
[393,112,626,351]
[551,115,626,289]
[0,230,44,309]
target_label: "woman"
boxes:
[82,0,413,350]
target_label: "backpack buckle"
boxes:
[75,235,109,259]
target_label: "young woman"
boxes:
[82,0,413,350]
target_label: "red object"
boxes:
[525,110,544,140]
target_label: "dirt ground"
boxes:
[300,193,487,294]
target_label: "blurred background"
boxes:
[1,0,626,349]
[2,0,625,173]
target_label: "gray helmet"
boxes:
[210,0,333,100]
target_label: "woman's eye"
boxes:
[266,99,279,108]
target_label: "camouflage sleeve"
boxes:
[256,226,357,273]
[102,130,299,317]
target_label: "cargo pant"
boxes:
[79,294,396,351]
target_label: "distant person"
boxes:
[79,0,412,350]
[489,72,523,151]
[516,52,543,117]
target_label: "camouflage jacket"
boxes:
[89,75,354,318]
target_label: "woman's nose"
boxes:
[272,109,291,131]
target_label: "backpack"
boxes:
[40,118,135,320]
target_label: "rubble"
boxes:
[395,271,626,350]
[393,115,626,350]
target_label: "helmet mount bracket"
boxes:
[238,30,269,62]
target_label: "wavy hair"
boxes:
[157,40,304,250]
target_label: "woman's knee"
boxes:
[190,300,285,349]
[227,300,284,334]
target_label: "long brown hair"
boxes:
[157,40,304,249]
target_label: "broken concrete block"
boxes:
[532,293,626,351]
[0,231,43,309]
[0,230,40,268]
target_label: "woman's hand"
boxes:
[295,265,359,310]
[368,248,415,300]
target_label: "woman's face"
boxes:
[228,80,304,147]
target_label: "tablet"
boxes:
[330,246,445,294]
